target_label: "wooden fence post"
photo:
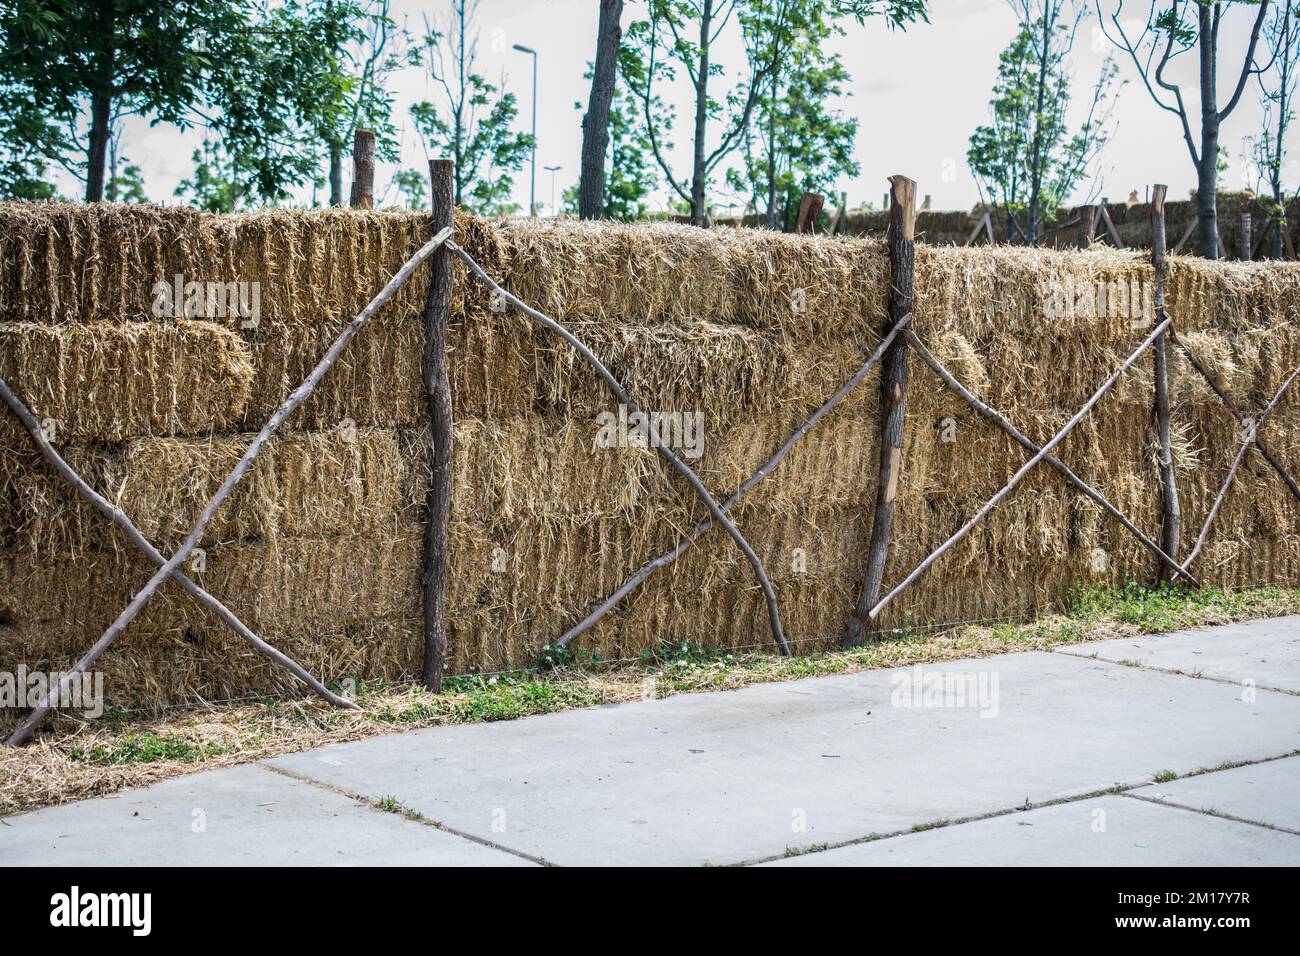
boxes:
[421,159,454,691]
[846,174,916,646]
[1150,184,1182,583]
[350,129,377,209]
[1238,211,1253,261]
[1077,204,1097,248]
[832,191,849,235]
[795,193,825,234]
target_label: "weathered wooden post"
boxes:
[1077,204,1097,249]
[422,159,454,691]
[795,193,825,234]
[846,174,915,646]
[832,191,849,235]
[1238,210,1253,261]
[350,129,377,209]
[1150,184,1181,582]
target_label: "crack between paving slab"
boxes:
[1056,650,1300,696]
[738,748,1300,867]
[1120,789,1300,837]
[257,761,556,867]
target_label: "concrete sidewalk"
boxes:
[3,616,1299,866]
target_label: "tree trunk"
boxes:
[578,0,624,220]
[85,90,113,202]
[690,0,713,227]
[106,124,119,202]
[329,139,344,207]
[1275,186,1286,261]
[1026,8,1053,246]
[765,89,777,228]
[1196,3,1220,260]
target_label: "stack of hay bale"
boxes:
[1,202,1298,709]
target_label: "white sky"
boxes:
[102,0,1294,214]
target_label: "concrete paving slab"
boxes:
[761,795,1300,866]
[0,763,533,866]
[268,652,1300,866]
[1128,755,1300,833]
[1055,615,1300,693]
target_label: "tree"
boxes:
[567,49,659,220]
[1247,0,1299,257]
[392,168,428,209]
[0,0,248,201]
[201,0,374,207]
[625,0,796,226]
[579,0,625,219]
[626,0,926,227]
[175,138,240,212]
[313,0,405,207]
[726,6,860,230]
[0,76,63,199]
[968,2,1120,244]
[1097,0,1271,259]
[106,162,146,203]
[410,0,535,215]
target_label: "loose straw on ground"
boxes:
[557,313,913,649]
[446,238,789,656]
[5,226,454,748]
[869,316,1175,621]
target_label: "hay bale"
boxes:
[0,203,218,324]
[0,320,253,446]
[117,427,407,549]
[7,202,1300,706]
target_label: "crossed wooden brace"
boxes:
[869,318,1300,621]
[553,312,916,649]
[446,240,789,657]
[548,311,1223,645]
[4,227,454,747]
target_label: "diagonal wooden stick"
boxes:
[902,329,1199,586]
[446,240,790,656]
[1183,364,1300,571]
[1169,327,1300,505]
[5,226,453,747]
[0,376,358,711]
[555,313,914,649]
[868,316,1174,621]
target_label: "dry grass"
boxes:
[2,583,1295,819]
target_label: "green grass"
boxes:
[54,583,1300,777]
[1152,769,1179,783]
[1069,581,1288,631]
[70,732,233,766]
[373,795,425,821]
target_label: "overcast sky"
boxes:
[105,0,1292,214]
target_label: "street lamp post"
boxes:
[544,164,561,215]
[512,43,538,217]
